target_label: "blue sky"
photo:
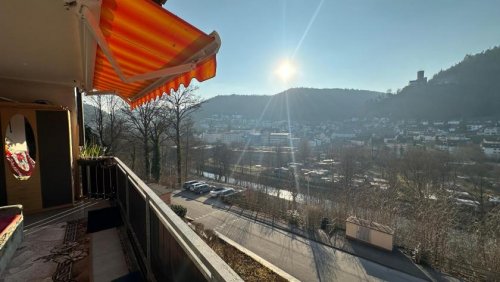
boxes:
[166,0,500,97]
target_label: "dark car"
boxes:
[195,184,211,194]
[183,180,198,190]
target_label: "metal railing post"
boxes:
[93,164,98,197]
[125,173,130,220]
[86,165,91,197]
[114,165,118,198]
[101,166,105,198]
[145,195,153,281]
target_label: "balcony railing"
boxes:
[79,157,242,281]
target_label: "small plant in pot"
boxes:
[79,143,106,159]
[78,143,114,166]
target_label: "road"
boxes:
[171,190,426,282]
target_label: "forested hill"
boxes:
[371,46,500,119]
[196,88,382,121]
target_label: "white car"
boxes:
[209,187,225,197]
[209,187,235,198]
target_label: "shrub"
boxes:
[304,206,323,230]
[171,204,187,218]
[320,217,330,230]
[286,209,302,226]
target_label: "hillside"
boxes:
[371,46,500,119]
[196,88,382,121]
[83,47,500,121]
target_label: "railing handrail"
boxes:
[114,157,242,282]
[0,205,23,211]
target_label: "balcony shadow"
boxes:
[219,214,252,244]
[202,197,225,207]
[323,230,428,281]
[172,190,207,201]
[309,237,339,282]
[347,240,428,281]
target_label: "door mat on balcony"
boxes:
[87,207,123,233]
[112,271,144,282]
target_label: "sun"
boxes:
[275,59,296,82]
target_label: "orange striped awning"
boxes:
[84,0,220,108]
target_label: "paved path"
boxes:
[171,190,426,282]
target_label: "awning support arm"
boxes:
[80,7,208,84]
[81,7,127,81]
[130,31,221,102]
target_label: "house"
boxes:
[482,127,500,136]
[269,132,292,145]
[435,140,459,153]
[331,132,356,139]
[467,124,482,132]
[345,216,394,251]
[481,139,500,160]
[0,0,241,281]
[202,132,224,143]
[222,131,244,144]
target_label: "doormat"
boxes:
[112,271,144,282]
[87,207,123,233]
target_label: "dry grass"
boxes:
[192,223,286,282]
[208,238,286,282]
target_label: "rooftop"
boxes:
[346,216,395,235]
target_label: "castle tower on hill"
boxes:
[409,70,427,86]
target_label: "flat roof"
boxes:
[346,216,394,235]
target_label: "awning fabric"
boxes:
[88,0,219,108]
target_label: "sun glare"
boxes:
[275,60,296,82]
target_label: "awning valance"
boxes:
[81,0,220,108]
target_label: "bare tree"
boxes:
[85,95,126,154]
[213,142,231,182]
[87,95,106,146]
[286,170,299,210]
[297,138,311,165]
[150,108,171,182]
[275,144,284,167]
[183,118,195,180]
[122,99,164,179]
[191,143,207,177]
[337,147,361,217]
[163,86,203,185]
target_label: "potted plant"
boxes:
[77,143,116,198]
[78,143,115,166]
[79,143,104,159]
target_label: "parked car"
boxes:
[195,184,211,194]
[188,182,205,192]
[209,187,225,197]
[183,180,198,190]
[191,182,208,193]
[209,187,235,198]
[220,188,236,197]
